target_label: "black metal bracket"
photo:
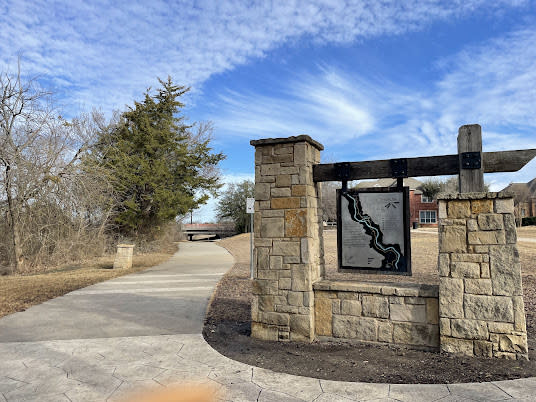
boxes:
[334,162,351,180]
[391,158,408,178]
[461,152,481,169]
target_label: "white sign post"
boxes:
[246,198,255,279]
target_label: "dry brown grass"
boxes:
[519,240,536,276]
[518,226,536,238]
[324,230,440,285]
[0,245,178,318]
[219,233,251,264]
[216,228,536,289]
[207,234,253,322]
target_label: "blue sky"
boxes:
[2,1,536,222]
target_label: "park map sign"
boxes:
[337,188,410,275]
[313,125,536,277]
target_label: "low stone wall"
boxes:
[438,193,528,360]
[314,280,439,349]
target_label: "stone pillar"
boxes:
[113,244,134,269]
[437,192,528,360]
[250,135,325,342]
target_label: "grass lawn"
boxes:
[519,226,536,238]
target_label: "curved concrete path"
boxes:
[0,242,534,401]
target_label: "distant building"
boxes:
[354,178,438,228]
[501,178,536,224]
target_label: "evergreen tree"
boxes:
[216,180,254,233]
[94,77,224,236]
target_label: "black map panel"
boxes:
[337,187,411,275]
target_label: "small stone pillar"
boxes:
[113,244,134,269]
[250,135,325,342]
[438,192,528,360]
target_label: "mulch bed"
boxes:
[203,233,536,384]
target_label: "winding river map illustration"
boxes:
[339,190,407,272]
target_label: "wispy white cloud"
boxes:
[390,28,536,156]
[220,25,536,143]
[0,0,528,115]
[359,27,536,158]
[434,28,536,133]
[212,24,536,189]
[212,64,450,156]
[213,71,377,144]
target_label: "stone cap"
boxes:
[313,280,438,298]
[437,191,514,200]
[250,135,324,151]
[117,244,135,248]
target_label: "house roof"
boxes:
[528,177,536,195]
[501,177,536,202]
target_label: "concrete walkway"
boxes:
[1,242,535,401]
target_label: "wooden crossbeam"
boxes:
[483,149,536,173]
[313,149,536,182]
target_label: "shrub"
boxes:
[522,217,536,226]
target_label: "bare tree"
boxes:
[321,181,340,222]
[0,64,50,270]
[0,64,103,272]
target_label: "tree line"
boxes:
[0,66,224,274]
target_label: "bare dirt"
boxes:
[204,230,536,384]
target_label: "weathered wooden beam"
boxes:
[313,148,536,183]
[313,154,459,182]
[458,124,484,192]
[483,149,536,173]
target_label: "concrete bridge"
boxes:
[181,223,237,240]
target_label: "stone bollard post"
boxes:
[437,192,528,360]
[250,135,325,342]
[113,244,134,269]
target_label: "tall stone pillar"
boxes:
[250,135,324,342]
[438,192,528,360]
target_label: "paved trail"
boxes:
[0,242,229,342]
[1,241,535,401]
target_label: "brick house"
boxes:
[501,177,536,224]
[354,178,439,228]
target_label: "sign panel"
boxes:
[246,198,255,214]
[337,187,411,275]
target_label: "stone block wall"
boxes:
[250,136,325,342]
[438,193,528,360]
[314,280,439,349]
[113,244,134,269]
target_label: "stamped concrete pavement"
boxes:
[1,241,535,401]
